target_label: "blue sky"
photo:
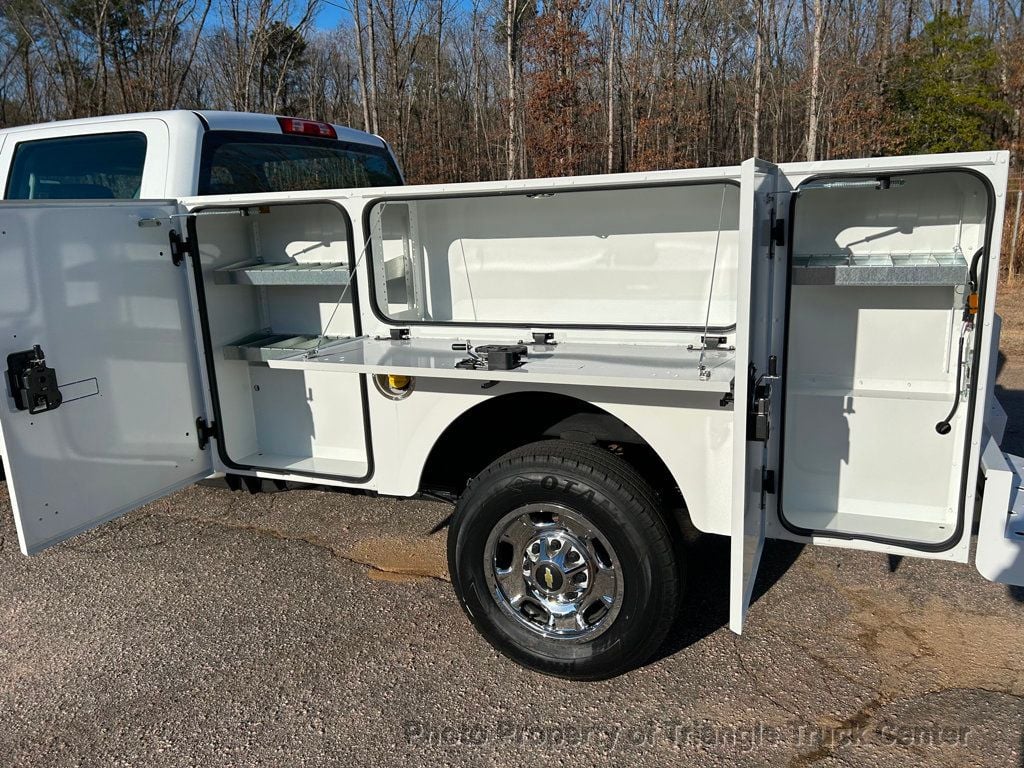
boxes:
[313,0,349,30]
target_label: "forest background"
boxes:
[1,0,1023,271]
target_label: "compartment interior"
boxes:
[194,202,368,477]
[368,183,741,328]
[781,171,989,545]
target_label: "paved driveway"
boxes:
[0,477,1021,767]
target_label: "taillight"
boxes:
[276,116,337,139]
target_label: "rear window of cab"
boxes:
[199,131,402,195]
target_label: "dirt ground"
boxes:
[0,285,1022,767]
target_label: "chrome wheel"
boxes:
[484,503,623,641]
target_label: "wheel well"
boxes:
[419,392,681,507]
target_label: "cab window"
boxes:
[199,131,402,194]
[5,132,148,200]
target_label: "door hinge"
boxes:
[720,377,736,408]
[6,345,62,414]
[169,229,190,267]
[195,417,217,450]
[760,467,776,510]
[771,216,786,248]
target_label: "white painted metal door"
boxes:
[0,201,212,554]
[730,159,784,633]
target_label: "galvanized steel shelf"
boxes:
[223,332,343,362]
[213,259,351,286]
[791,252,969,286]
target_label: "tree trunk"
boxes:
[1010,189,1023,283]
[606,0,617,173]
[353,0,372,132]
[367,0,380,134]
[434,0,444,178]
[752,0,763,157]
[805,0,823,161]
[505,0,520,179]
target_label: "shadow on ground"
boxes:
[651,535,803,663]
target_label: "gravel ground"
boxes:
[1,288,1024,767]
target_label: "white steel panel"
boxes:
[0,201,212,554]
[362,377,734,534]
[729,159,781,634]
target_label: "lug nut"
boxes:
[550,540,562,552]
[566,551,580,563]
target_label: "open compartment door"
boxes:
[730,159,784,633]
[776,154,1006,554]
[0,201,213,554]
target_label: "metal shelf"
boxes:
[213,259,351,286]
[267,336,737,392]
[222,332,343,362]
[791,252,968,286]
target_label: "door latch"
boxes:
[747,356,779,443]
[749,385,771,442]
[6,345,62,414]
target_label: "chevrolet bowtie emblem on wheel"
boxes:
[544,567,554,589]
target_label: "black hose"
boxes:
[962,247,984,322]
[935,333,966,435]
[936,247,984,435]
[968,247,984,291]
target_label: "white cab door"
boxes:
[0,201,212,554]
[730,158,785,633]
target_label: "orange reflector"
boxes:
[387,375,411,390]
[968,293,979,315]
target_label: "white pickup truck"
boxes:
[0,111,1021,680]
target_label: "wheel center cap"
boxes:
[534,562,564,592]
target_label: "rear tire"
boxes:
[448,440,681,680]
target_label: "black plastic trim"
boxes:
[186,200,374,483]
[775,167,996,553]
[360,178,742,334]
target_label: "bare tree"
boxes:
[805,0,825,160]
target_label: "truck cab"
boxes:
[0,110,403,200]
